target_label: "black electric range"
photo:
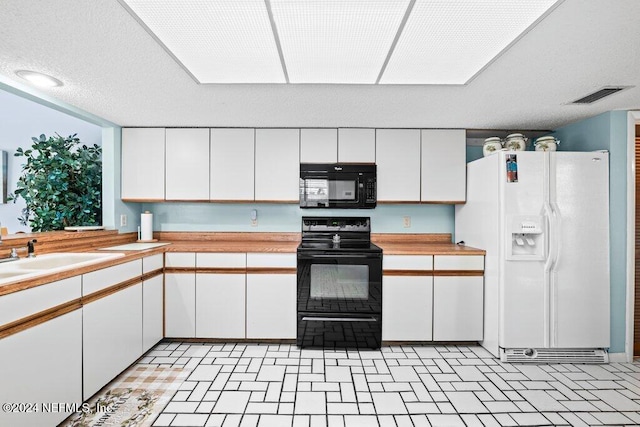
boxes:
[296,217,382,349]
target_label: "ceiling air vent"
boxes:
[571,86,630,104]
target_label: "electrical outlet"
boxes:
[403,216,411,228]
[120,214,127,227]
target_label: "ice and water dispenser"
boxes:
[506,215,545,260]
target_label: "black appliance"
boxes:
[297,216,383,349]
[299,163,376,209]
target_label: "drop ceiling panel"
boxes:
[380,0,560,84]
[270,0,410,84]
[121,0,285,83]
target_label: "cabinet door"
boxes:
[433,276,483,341]
[196,273,246,338]
[300,128,338,163]
[421,129,466,202]
[246,273,296,339]
[143,275,164,352]
[210,128,255,201]
[376,129,421,202]
[83,284,143,400]
[121,128,165,200]
[0,310,82,427]
[165,273,196,338]
[338,128,375,163]
[255,129,300,202]
[165,128,210,200]
[382,276,433,341]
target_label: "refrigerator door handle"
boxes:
[550,201,562,270]
[543,202,555,273]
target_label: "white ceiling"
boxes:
[0,0,639,130]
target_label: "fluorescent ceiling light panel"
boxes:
[270,0,410,84]
[380,0,560,84]
[121,0,285,83]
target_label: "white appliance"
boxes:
[455,151,610,363]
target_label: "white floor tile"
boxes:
[213,391,251,413]
[509,412,552,426]
[371,392,408,415]
[257,365,287,382]
[427,414,465,427]
[295,392,327,415]
[445,391,489,414]
[172,413,209,427]
[257,414,293,427]
[343,415,379,427]
[590,389,640,411]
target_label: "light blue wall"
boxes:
[553,111,628,354]
[142,202,455,236]
[466,145,484,163]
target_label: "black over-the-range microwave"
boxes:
[299,163,376,209]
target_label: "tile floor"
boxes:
[133,342,640,427]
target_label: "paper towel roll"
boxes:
[140,211,153,241]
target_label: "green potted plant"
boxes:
[8,133,102,232]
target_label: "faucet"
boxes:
[27,239,37,258]
[0,239,37,263]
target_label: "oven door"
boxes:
[297,252,382,313]
[299,173,362,208]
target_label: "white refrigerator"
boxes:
[455,151,610,363]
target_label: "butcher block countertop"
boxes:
[0,231,484,295]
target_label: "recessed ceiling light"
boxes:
[270,0,410,84]
[15,70,63,88]
[120,0,285,84]
[380,0,560,84]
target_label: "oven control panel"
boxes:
[302,217,370,233]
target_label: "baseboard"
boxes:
[608,352,630,363]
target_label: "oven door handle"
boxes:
[299,254,374,259]
[301,316,378,322]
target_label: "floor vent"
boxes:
[502,348,608,364]
[571,86,630,104]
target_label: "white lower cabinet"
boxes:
[83,284,143,400]
[143,275,164,352]
[382,276,433,341]
[0,309,82,427]
[165,273,196,338]
[196,273,246,338]
[246,273,296,339]
[433,276,484,341]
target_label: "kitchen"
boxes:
[1,1,640,426]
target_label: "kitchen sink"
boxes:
[11,252,124,270]
[0,252,125,286]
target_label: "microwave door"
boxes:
[302,176,330,208]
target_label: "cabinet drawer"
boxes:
[247,253,296,268]
[434,255,484,270]
[143,254,164,273]
[0,276,81,327]
[83,260,142,295]
[383,255,433,271]
[165,252,196,268]
[197,253,246,268]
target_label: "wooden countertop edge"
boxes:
[0,233,484,296]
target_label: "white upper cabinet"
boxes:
[165,128,210,200]
[210,128,255,201]
[421,129,466,203]
[375,129,421,202]
[255,128,300,202]
[300,128,338,163]
[338,128,375,163]
[121,128,165,200]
